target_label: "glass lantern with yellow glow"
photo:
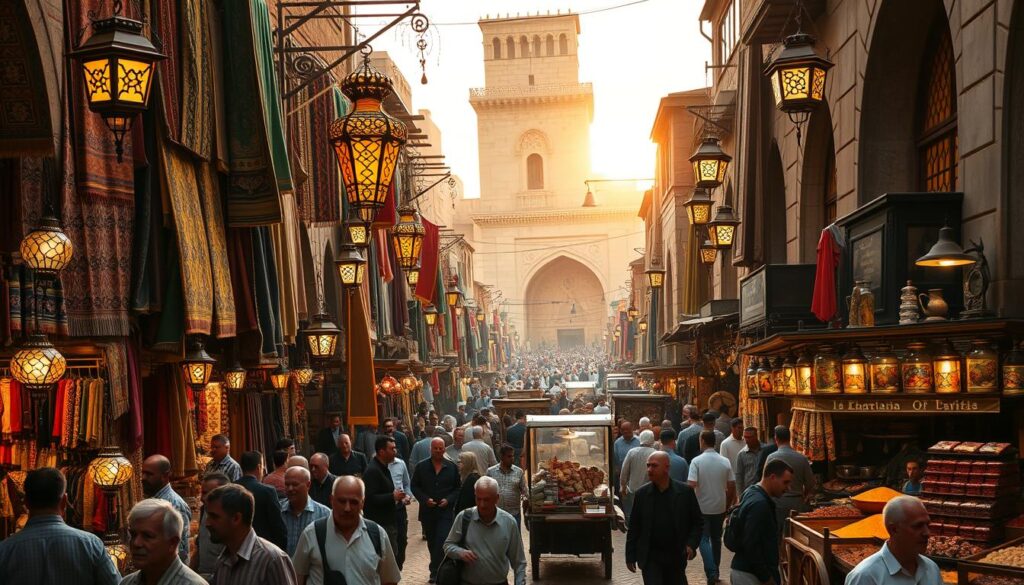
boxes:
[270,362,291,391]
[707,204,741,250]
[330,53,408,224]
[379,374,401,396]
[638,316,648,334]
[476,311,486,324]
[756,357,774,394]
[796,351,814,394]
[404,268,420,288]
[841,345,868,394]
[69,10,164,162]
[400,371,418,394]
[627,305,639,321]
[446,278,464,309]
[90,446,133,488]
[933,340,962,394]
[10,333,66,396]
[781,353,799,395]
[179,337,215,393]
[424,305,439,326]
[391,205,426,271]
[764,33,834,126]
[346,214,372,249]
[305,313,341,363]
[690,137,732,190]
[700,239,718,265]
[869,345,900,394]
[336,244,367,288]
[645,266,666,289]
[106,543,129,573]
[294,365,315,387]
[20,215,74,281]
[684,188,714,225]
[224,363,247,391]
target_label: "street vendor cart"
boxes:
[524,414,616,579]
[563,381,599,402]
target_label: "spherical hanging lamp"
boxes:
[764,32,834,127]
[179,337,216,392]
[379,373,401,395]
[305,313,341,363]
[330,50,408,223]
[690,137,732,189]
[400,370,418,394]
[69,3,164,162]
[89,446,133,488]
[424,305,439,326]
[683,188,714,225]
[224,363,248,391]
[294,365,315,387]
[336,243,368,288]
[19,215,74,281]
[707,203,741,249]
[10,333,66,397]
[391,204,426,270]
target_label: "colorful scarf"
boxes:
[221,0,282,226]
[292,75,345,225]
[252,227,283,356]
[179,0,214,160]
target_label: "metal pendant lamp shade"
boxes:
[683,189,714,225]
[180,337,216,392]
[336,243,368,288]
[10,333,66,396]
[707,203,741,249]
[391,205,426,270]
[916,225,976,267]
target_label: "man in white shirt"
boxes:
[719,417,745,470]
[292,476,401,585]
[461,426,497,476]
[593,397,611,414]
[845,496,940,585]
[687,431,736,585]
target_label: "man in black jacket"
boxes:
[626,451,704,585]
[234,450,288,550]
[755,426,782,481]
[411,437,461,582]
[314,414,344,456]
[363,435,405,564]
[729,458,794,585]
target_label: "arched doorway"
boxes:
[524,256,605,349]
[859,0,954,203]
[800,104,837,262]
[763,142,787,265]
[0,1,57,156]
[1001,1,1024,314]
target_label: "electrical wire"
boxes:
[471,230,644,255]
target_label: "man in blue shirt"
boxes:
[613,420,640,494]
[660,428,690,483]
[902,460,924,495]
[0,467,120,584]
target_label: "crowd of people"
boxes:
[0,347,944,585]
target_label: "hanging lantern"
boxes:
[446,278,464,308]
[335,244,367,288]
[10,333,66,397]
[476,311,486,324]
[305,313,341,363]
[764,32,834,127]
[400,370,418,394]
[294,365,315,387]
[69,5,164,162]
[391,204,426,270]
[707,203,741,249]
[346,215,373,249]
[690,136,732,189]
[269,363,291,391]
[19,215,74,281]
[405,268,420,288]
[638,316,648,334]
[89,446,133,488]
[424,305,439,326]
[915,224,976,267]
[683,189,714,225]
[627,305,639,320]
[379,373,401,395]
[645,266,666,289]
[330,51,408,223]
[179,337,216,392]
[700,239,718,265]
[106,544,129,574]
[224,363,247,391]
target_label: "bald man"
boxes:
[412,437,461,580]
[309,452,337,507]
[845,496,940,585]
[287,454,310,469]
[281,467,330,555]
[444,476,527,585]
[141,455,191,561]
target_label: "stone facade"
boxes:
[457,13,644,349]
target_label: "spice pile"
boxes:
[927,536,982,559]
[804,504,863,518]
[834,545,879,568]
[832,514,889,540]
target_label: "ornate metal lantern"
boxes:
[179,337,215,392]
[336,244,367,288]
[707,203,741,249]
[476,311,486,324]
[10,333,66,397]
[330,51,408,223]
[700,239,718,265]
[405,268,420,288]
[391,205,426,270]
[294,365,315,387]
[400,370,418,394]
[90,446,133,488]
[446,277,464,308]
[346,215,372,249]
[224,363,247,391]
[19,215,74,281]
[764,32,834,127]
[645,266,666,289]
[627,305,639,320]
[690,137,732,190]
[69,2,164,162]
[269,362,291,391]
[424,305,439,326]
[638,316,648,334]
[305,313,341,363]
[379,374,401,396]
[683,189,714,225]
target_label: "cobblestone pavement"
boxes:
[400,501,732,584]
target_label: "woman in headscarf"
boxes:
[453,451,481,514]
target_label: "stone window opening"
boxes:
[506,36,516,59]
[917,23,958,192]
[492,37,501,59]
[520,36,529,57]
[529,74,535,86]
[533,35,542,57]
[527,153,544,190]
[559,33,568,55]
[546,34,555,56]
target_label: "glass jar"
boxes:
[796,351,814,395]
[814,345,842,394]
[781,353,799,395]
[932,340,962,394]
[901,342,934,394]
[772,357,786,395]
[1003,343,1024,396]
[869,345,901,393]
[965,339,998,393]
[756,357,774,394]
[745,360,759,396]
[841,345,868,394]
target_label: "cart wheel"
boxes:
[782,537,827,585]
[532,552,541,579]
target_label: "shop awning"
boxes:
[661,313,737,343]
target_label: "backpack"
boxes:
[314,517,384,585]
[723,488,751,553]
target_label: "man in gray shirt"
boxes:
[462,426,498,476]
[192,472,230,579]
[444,476,527,585]
[734,426,763,495]
[764,425,815,530]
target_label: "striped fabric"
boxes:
[155,484,194,561]
[212,527,296,585]
[280,497,331,555]
[0,514,120,585]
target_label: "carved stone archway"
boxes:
[523,255,605,349]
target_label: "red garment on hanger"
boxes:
[811,229,841,322]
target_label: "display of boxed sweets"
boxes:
[525,414,613,513]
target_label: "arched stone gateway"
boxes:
[0,1,61,156]
[523,256,604,349]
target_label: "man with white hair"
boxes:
[638,417,653,433]
[461,425,497,476]
[122,499,206,584]
[281,466,331,555]
[845,496,940,585]
[619,429,658,523]
[444,476,527,585]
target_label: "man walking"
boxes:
[443,476,527,585]
[682,413,726,463]
[845,496,940,585]
[677,406,702,447]
[280,466,331,556]
[688,431,736,585]
[487,445,529,528]
[613,420,640,499]
[755,426,781,481]
[192,472,230,580]
[206,435,242,482]
[719,418,745,469]
[445,426,466,463]
[383,418,411,462]
[236,451,289,551]
[660,429,690,483]
[387,439,414,569]
[205,484,295,585]
[626,452,704,585]
[309,453,338,507]
[363,436,406,569]
[734,427,763,496]
[315,414,344,456]
[410,426,444,467]
[461,426,497,476]
[765,426,815,529]
[122,499,206,585]
[729,459,794,585]
[328,434,368,477]
[292,476,401,585]
[263,450,290,498]
[0,467,120,584]
[505,410,528,463]
[141,454,192,561]
[620,430,658,523]
[412,437,461,583]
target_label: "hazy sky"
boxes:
[364,0,711,198]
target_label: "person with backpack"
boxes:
[291,475,400,585]
[727,458,795,585]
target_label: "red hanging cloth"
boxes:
[811,227,843,323]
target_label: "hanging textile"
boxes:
[347,293,379,427]
[198,162,237,337]
[373,183,398,228]
[179,0,214,159]
[168,371,199,476]
[811,225,845,323]
[414,219,440,305]
[252,0,293,194]
[252,227,284,356]
[292,74,344,225]
[227,227,261,335]
[207,0,230,171]
[130,107,164,315]
[7,264,68,339]
[221,0,282,226]
[790,407,836,463]
[271,193,302,341]
[154,0,182,141]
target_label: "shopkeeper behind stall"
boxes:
[902,461,924,496]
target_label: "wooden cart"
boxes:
[491,398,551,446]
[609,392,672,426]
[525,414,616,579]
[783,516,883,585]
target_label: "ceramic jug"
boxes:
[919,288,949,321]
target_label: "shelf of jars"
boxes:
[740,319,1024,415]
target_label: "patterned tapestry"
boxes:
[179,0,214,159]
